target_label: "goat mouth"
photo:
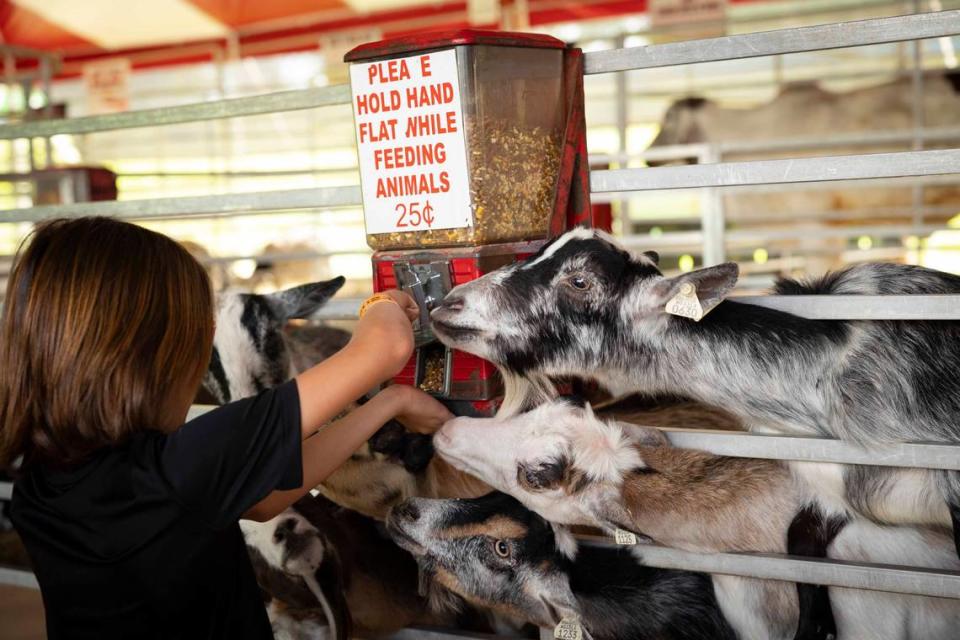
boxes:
[430,319,483,341]
[434,448,501,490]
[386,520,426,556]
[433,445,472,474]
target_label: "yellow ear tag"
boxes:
[554,617,583,640]
[614,528,638,545]
[665,282,704,321]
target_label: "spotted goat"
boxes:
[202,277,490,520]
[387,491,737,640]
[203,277,350,404]
[430,228,960,553]
[433,398,960,640]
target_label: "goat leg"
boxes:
[951,503,960,559]
[788,504,847,640]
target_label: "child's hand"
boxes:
[351,290,418,374]
[384,385,455,434]
[379,289,419,322]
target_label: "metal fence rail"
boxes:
[590,149,960,193]
[583,10,960,74]
[0,186,362,223]
[659,428,960,469]
[732,294,960,320]
[582,540,960,599]
[594,126,960,164]
[385,629,524,640]
[0,84,352,139]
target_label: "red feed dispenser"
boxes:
[346,29,605,416]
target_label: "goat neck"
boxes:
[616,445,798,554]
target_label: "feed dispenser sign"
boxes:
[350,49,472,235]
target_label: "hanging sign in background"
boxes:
[83,57,131,115]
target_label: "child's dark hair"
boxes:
[0,217,214,470]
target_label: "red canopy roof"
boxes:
[0,0,764,76]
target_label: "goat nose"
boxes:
[439,296,465,312]
[393,501,420,522]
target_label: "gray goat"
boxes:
[387,491,737,640]
[429,228,960,552]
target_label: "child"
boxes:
[0,217,452,639]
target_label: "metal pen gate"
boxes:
[1,8,960,639]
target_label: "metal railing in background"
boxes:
[591,148,960,192]
[0,85,352,139]
[583,10,960,73]
[0,10,959,640]
[0,185,362,223]
[583,538,960,598]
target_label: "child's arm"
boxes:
[292,290,419,438]
[244,384,450,521]
[163,291,443,527]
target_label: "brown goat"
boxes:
[434,399,960,640]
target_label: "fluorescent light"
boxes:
[624,35,651,49]
[342,0,441,12]
[623,16,649,33]
[230,259,258,280]
[580,40,614,53]
[555,24,583,43]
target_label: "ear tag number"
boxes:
[665,282,705,321]
[614,528,638,545]
[554,617,583,640]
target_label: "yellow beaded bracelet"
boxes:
[358,293,400,318]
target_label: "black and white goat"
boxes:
[386,491,737,640]
[430,228,960,546]
[203,277,350,404]
[433,399,960,640]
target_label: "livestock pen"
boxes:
[1,6,960,640]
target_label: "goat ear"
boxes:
[651,263,738,320]
[266,276,346,321]
[550,523,579,560]
[642,250,660,265]
[314,550,353,640]
[618,422,668,447]
[581,493,636,535]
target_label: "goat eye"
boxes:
[567,276,590,291]
[493,540,511,558]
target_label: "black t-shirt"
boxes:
[10,380,303,640]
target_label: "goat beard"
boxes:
[498,370,618,418]
[498,371,558,418]
[417,564,465,615]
